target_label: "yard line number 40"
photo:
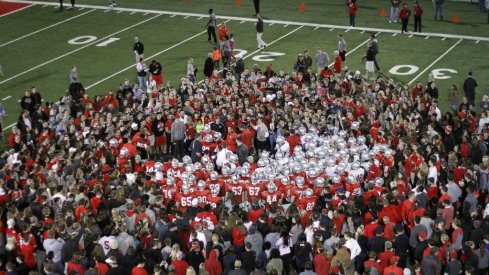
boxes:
[68,36,120,47]
[389,65,457,80]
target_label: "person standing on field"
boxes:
[413,1,424,32]
[133,37,144,64]
[206,9,218,44]
[149,60,163,87]
[369,34,380,72]
[256,14,267,50]
[399,3,411,34]
[347,0,358,28]
[136,58,148,92]
[338,34,347,62]
[315,48,329,75]
[463,72,478,105]
[390,0,400,23]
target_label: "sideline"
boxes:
[0,14,162,85]
[407,38,463,85]
[4,0,489,42]
[0,2,32,17]
[0,9,96,48]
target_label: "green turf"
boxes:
[0,1,488,149]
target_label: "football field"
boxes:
[0,0,489,140]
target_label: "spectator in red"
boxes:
[333,51,342,75]
[413,1,424,32]
[347,0,358,27]
[131,258,147,275]
[399,3,411,34]
[205,249,222,275]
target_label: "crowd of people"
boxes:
[1,19,489,275]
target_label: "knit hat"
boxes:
[249,225,256,235]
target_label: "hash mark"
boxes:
[425,36,430,39]
[476,40,480,44]
[314,27,319,30]
[184,16,190,19]
[283,24,289,27]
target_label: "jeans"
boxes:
[414,15,422,32]
[137,75,147,92]
[434,3,443,20]
[349,15,356,26]
[390,7,399,22]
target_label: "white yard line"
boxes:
[86,19,231,90]
[476,40,480,44]
[170,14,176,18]
[0,3,33,17]
[184,15,190,19]
[143,12,148,16]
[442,37,447,40]
[329,28,335,32]
[408,39,463,85]
[242,26,304,60]
[314,27,319,30]
[0,14,162,85]
[6,0,489,41]
[2,96,12,100]
[130,11,136,15]
[240,20,245,24]
[392,33,397,37]
[283,24,289,27]
[409,34,414,38]
[0,9,96,48]
[5,123,16,131]
[425,36,430,39]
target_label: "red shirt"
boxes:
[20,243,36,268]
[333,56,342,74]
[232,227,247,246]
[131,266,148,275]
[348,3,358,15]
[399,7,411,20]
[414,6,423,16]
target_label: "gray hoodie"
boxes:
[43,238,65,263]
[245,232,263,259]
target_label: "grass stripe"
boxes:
[0,14,162,85]
[0,9,96,48]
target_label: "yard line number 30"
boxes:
[389,65,457,80]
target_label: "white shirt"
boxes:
[216,148,231,167]
[428,166,438,183]
[275,237,292,256]
[345,238,361,259]
[98,236,116,255]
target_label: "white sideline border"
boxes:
[0,2,33,17]
[0,9,96,48]
[0,14,162,85]
[4,0,489,42]
[408,39,463,85]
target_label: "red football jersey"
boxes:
[194,190,210,208]
[225,182,244,203]
[244,183,263,202]
[298,197,317,213]
[175,193,194,210]
[206,195,223,210]
[260,191,283,207]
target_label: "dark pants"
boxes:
[253,0,260,15]
[71,0,75,7]
[401,19,409,33]
[373,53,380,71]
[173,139,185,159]
[281,253,292,275]
[414,16,422,32]
[340,50,346,61]
[166,132,172,155]
[207,26,217,43]
[349,15,356,27]
[59,0,63,9]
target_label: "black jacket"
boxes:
[204,57,214,77]
[256,18,264,33]
[240,250,257,273]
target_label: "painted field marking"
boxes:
[42,4,47,7]
[104,9,110,13]
[240,20,245,24]
[409,34,413,38]
[170,14,176,18]
[476,40,480,44]
[361,30,365,33]
[0,9,96,48]
[0,3,33,17]
[269,23,274,26]
[2,96,12,100]
[314,27,319,30]
[345,28,351,32]
[425,36,430,39]
[5,0,489,42]
[184,15,190,19]
[197,16,204,20]
[242,26,303,59]
[407,39,463,85]
[0,14,162,85]
[117,10,123,13]
[392,33,397,37]
[442,37,446,40]
[78,7,84,10]
[5,123,16,131]
[283,24,289,27]
[329,28,335,31]
[130,11,136,15]
[86,19,231,90]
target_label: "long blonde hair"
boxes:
[170,243,181,261]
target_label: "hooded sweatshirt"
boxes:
[205,249,222,275]
[244,232,263,259]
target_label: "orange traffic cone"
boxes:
[236,0,241,7]
[381,8,386,17]
[452,14,458,23]
[300,2,305,13]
